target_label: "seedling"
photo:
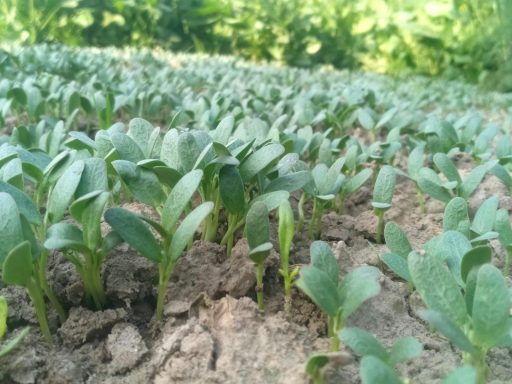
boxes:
[296,241,381,351]
[105,169,213,320]
[0,193,51,341]
[245,202,273,311]
[372,165,396,243]
[303,158,346,239]
[304,351,352,384]
[380,221,413,286]
[340,327,422,384]
[417,153,496,204]
[0,296,29,359]
[278,200,299,312]
[45,158,113,309]
[409,249,512,384]
[336,168,373,214]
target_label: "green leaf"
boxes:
[47,160,85,224]
[460,164,488,199]
[420,310,474,353]
[104,208,161,262]
[418,167,453,203]
[470,195,499,236]
[161,169,203,234]
[360,356,402,384]
[71,191,110,250]
[212,115,234,145]
[380,253,411,282]
[177,132,201,172]
[495,208,512,248]
[239,143,284,181]
[0,296,6,338]
[443,197,470,238]
[219,165,245,215]
[250,191,290,212]
[310,241,339,286]
[442,366,477,384]
[168,202,214,263]
[0,181,41,225]
[249,242,273,264]
[278,200,294,262]
[409,251,468,327]
[296,266,341,317]
[357,108,375,130]
[433,153,461,184]
[440,231,472,286]
[112,160,165,207]
[343,168,372,196]
[460,246,491,283]
[2,241,33,286]
[305,353,330,382]
[339,266,381,320]
[264,170,312,193]
[44,223,89,254]
[160,129,180,169]
[0,325,29,357]
[472,264,511,348]
[339,327,388,361]
[407,145,424,181]
[0,192,24,265]
[246,202,270,250]
[127,118,154,156]
[388,337,422,366]
[318,158,345,196]
[110,131,145,163]
[384,222,412,258]
[75,158,108,197]
[372,166,396,209]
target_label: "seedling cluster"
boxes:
[0,45,511,383]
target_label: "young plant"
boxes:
[0,193,51,342]
[336,168,373,214]
[340,327,422,384]
[372,165,396,244]
[105,170,213,320]
[380,222,413,286]
[44,158,113,309]
[417,153,496,205]
[278,200,299,312]
[304,351,352,384]
[296,241,381,351]
[303,158,346,239]
[0,296,29,359]
[245,201,273,311]
[409,250,512,384]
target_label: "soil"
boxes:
[0,166,511,383]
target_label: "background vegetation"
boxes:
[1,0,511,90]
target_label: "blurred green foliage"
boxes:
[1,0,511,89]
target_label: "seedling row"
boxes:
[0,45,511,383]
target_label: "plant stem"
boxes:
[464,349,489,384]
[375,209,385,244]
[203,190,221,242]
[81,253,106,310]
[297,192,306,232]
[156,262,175,320]
[308,198,323,240]
[416,185,426,213]
[256,262,265,311]
[504,248,511,276]
[337,194,346,215]
[26,278,52,343]
[37,251,66,323]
